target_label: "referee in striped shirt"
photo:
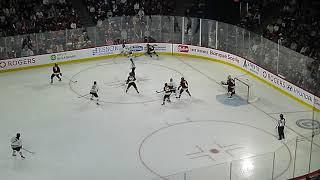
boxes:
[277,114,286,140]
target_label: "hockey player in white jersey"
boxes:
[11,133,25,158]
[168,78,177,97]
[122,43,132,56]
[90,81,100,105]
[162,83,172,105]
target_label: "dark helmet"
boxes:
[280,114,283,118]
[94,81,97,85]
[16,133,20,137]
[165,83,168,86]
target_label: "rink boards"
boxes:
[0,43,319,111]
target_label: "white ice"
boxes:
[0,55,319,180]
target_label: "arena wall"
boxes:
[0,43,319,111]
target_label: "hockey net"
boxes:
[234,77,258,103]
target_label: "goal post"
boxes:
[234,77,258,103]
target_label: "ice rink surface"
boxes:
[0,55,319,180]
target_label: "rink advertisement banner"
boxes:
[50,52,77,61]
[259,68,315,105]
[172,44,317,108]
[0,57,37,70]
[152,43,170,52]
[173,44,243,66]
[315,97,320,110]
[92,45,121,56]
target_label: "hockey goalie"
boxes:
[221,75,235,98]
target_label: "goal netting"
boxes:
[234,77,258,103]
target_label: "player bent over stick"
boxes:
[177,77,191,98]
[50,63,62,84]
[126,72,139,93]
[221,75,235,98]
[146,44,158,57]
[162,83,172,105]
[11,133,25,159]
[90,81,100,105]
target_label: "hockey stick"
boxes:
[78,93,90,98]
[22,148,35,154]
[104,80,121,85]
[156,90,164,93]
[64,75,78,83]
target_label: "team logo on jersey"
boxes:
[50,55,57,61]
[130,45,144,52]
[178,45,189,53]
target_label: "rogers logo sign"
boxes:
[178,45,189,53]
[0,58,36,69]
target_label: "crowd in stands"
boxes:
[0,0,81,37]
[241,0,320,61]
[85,0,175,23]
[240,0,319,95]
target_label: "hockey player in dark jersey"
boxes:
[129,52,136,76]
[162,83,172,105]
[177,77,191,98]
[126,72,139,93]
[10,133,25,158]
[146,44,158,57]
[50,63,62,84]
[221,75,235,98]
